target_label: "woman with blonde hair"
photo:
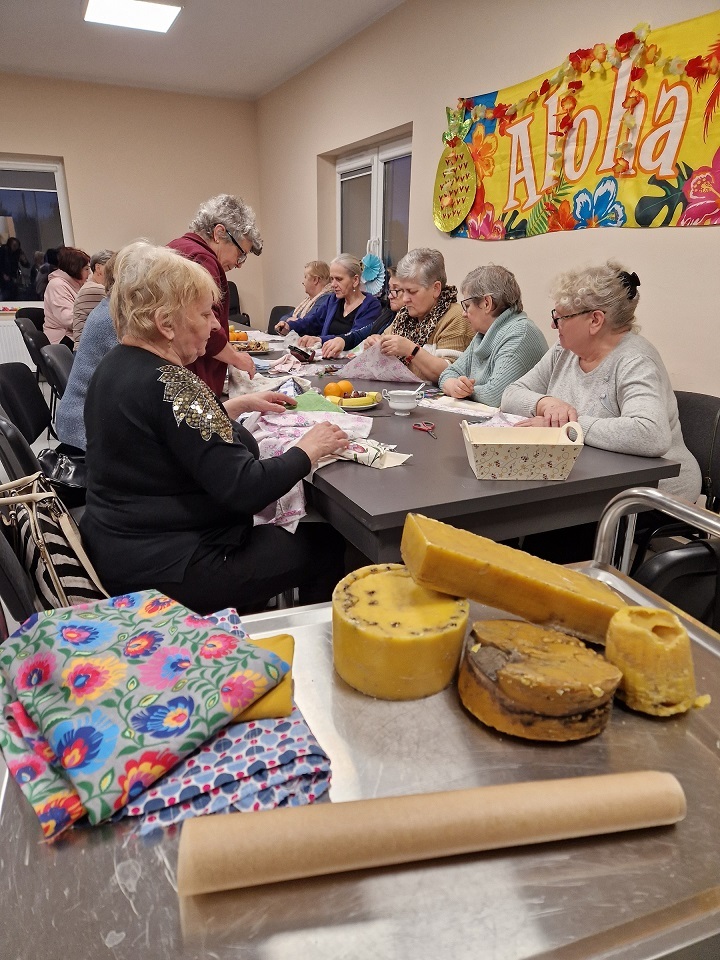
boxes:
[81,241,349,613]
[285,260,332,322]
[275,254,381,358]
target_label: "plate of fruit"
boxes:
[323,380,381,410]
[231,337,270,354]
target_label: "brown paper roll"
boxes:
[177,770,686,897]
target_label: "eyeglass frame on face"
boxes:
[388,286,402,298]
[550,307,592,329]
[216,224,248,265]
[461,296,479,313]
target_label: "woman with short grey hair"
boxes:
[502,260,701,502]
[365,247,472,383]
[438,264,547,406]
[168,194,262,395]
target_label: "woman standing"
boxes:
[168,194,261,395]
[275,254,381,358]
[43,246,90,346]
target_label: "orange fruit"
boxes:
[323,383,343,397]
[336,380,353,396]
[237,331,248,341]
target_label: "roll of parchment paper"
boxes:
[177,770,685,897]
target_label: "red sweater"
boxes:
[167,232,229,395]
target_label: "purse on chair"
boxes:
[36,444,87,509]
[0,473,107,610]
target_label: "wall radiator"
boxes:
[0,321,34,369]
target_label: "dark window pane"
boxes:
[382,154,411,269]
[340,173,371,259]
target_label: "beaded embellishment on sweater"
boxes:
[158,365,233,442]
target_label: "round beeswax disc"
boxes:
[433,140,477,232]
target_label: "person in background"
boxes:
[438,265,548,407]
[43,246,90,347]
[502,260,701,562]
[365,248,472,383]
[168,194,261,396]
[29,251,44,296]
[283,260,332,323]
[81,241,349,613]
[0,237,29,299]
[275,254,381,358]
[72,248,114,347]
[35,246,62,298]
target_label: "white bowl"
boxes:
[382,389,419,416]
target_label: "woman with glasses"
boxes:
[168,194,261,395]
[365,248,472,383]
[502,260,700,505]
[438,265,547,406]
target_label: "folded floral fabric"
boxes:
[340,343,423,383]
[0,591,289,837]
[117,704,331,833]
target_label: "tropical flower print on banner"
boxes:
[0,591,290,838]
[434,10,720,240]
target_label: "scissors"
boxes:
[413,420,437,439]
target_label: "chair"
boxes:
[15,306,45,332]
[40,342,74,402]
[0,362,55,445]
[0,412,44,481]
[267,305,294,335]
[0,525,42,640]
[633,539,720,632]
[631,391,720,573]
[17,323,51,385]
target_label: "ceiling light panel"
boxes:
[84,0,181,33]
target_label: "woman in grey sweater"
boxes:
[502,260,700,503]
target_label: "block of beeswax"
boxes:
[401,513,625,643]
[605,607,700,716]
[332,563,469,700]
[458,620,622,741]
[238,634,294,721]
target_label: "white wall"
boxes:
[257,0,720,394]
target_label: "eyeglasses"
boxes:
[461,297,478,312]
[388,288,402,298]
[218,224,248,265]
[550,308,590,329]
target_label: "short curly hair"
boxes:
[461,264,523,315]
[551,260,639,332]
[110,241,219,340]
[189,194,263,255]
[395,248,447,287]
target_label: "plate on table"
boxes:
[327,395,381,412]
[232,340,270,354]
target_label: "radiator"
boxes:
[0,321,34,368]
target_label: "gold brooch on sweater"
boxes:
[157,365,233,443]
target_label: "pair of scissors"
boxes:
[413,420,437,439]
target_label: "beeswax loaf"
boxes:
[458,620,622,741]
[605,607,700,716]
[332,563,469,700]
[401,513,625,643]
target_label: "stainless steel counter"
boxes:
[2,567,720,959]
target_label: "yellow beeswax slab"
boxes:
[401,514,625,644]
[238,634,294,721]
[605,608,706,716]
[332,563,469,700]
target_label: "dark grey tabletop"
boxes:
[306,376,680,562]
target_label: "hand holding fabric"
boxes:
[534,396,578,425]
[295,422,349,465]
[321,337,345,358]
[443,376,475,399]
[380,334,416,358]
[225,391,296,418]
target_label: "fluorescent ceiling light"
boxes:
[84,0,181,33]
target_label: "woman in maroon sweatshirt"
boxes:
[168,194,261,395]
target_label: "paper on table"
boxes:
[419,396,498,416]
[177,770,686,896]
[341,344,423,383]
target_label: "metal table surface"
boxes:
[305,376,680,562]
[2,568,720,960]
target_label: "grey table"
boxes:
[2,568,720,960]
[306,377,681,562]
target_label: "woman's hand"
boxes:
[442,376,475,399]
[275,319,291,335]
[224,392,296,418]
[295,422,349,465]
[226,350,256,378]
[297,335,321,349]
[535,396,578,425]
[380,334,416,358]
[321,337,345,358]
[364,335,381,349]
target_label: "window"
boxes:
[0,160,73,300]
[336,139,411,270]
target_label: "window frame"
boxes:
[0,158,74,247]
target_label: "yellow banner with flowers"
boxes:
[433,10,720,240]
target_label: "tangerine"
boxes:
[323,383,343,397]
[336,379,354,396]
[237,331,248,341]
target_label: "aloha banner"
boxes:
[433,10,720,241]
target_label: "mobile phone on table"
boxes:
[289,344,314,363]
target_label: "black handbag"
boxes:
[37,444,87,508]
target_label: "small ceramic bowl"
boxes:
[382,389,420,416]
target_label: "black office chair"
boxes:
[633,539,720,632]
[267,305,294,335]
[0,412,44,481]
[0,525,42,641]
[631,391,720,572]
[0,362,55,445]
[15,306,45,332]
[17,323,51,385]
[40,343,74,402]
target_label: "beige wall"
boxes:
[0,72,264,323]
[257,0,720,395]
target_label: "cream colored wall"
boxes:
[0,72,263,323]
[257,0,720,395]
